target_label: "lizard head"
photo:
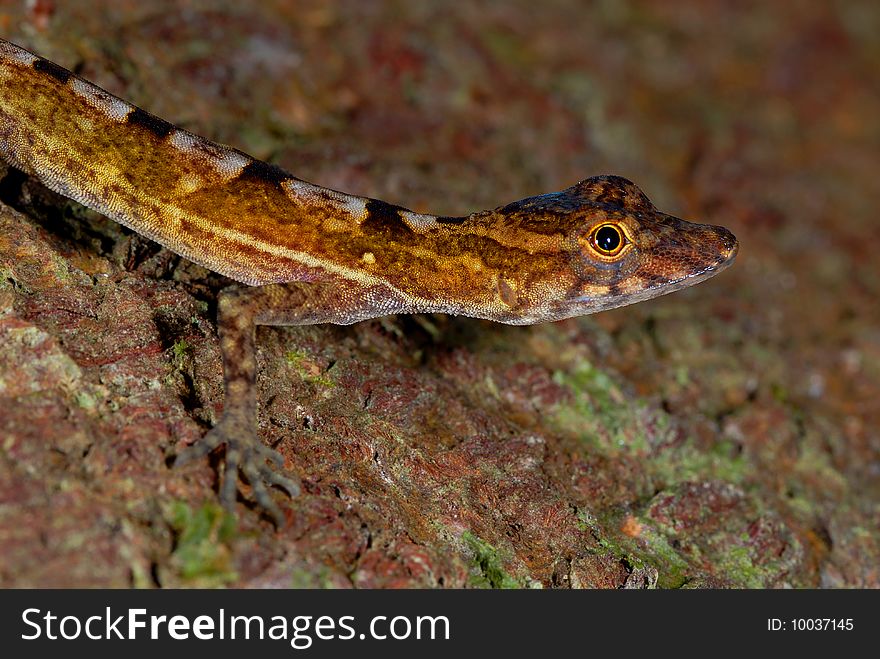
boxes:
[488,175,738,323]
[563,175,738,316]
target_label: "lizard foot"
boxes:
[175,415,301,525]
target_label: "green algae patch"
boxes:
[166,502,239,587]
[171,339,190,360]
[714,545,770,589]
[651,438,749,487]
[578,509,687,589]
[290,564,339,589]
[74,390,97,410]
[286,349,336,388]
[170,340,191,371]
[619,525,691,589]
[462,531,521,589]
[0,266,29,294]
[550,361,653,457]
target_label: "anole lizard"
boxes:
[0,38,737,522]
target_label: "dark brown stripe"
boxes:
[33,58,72,83]
[126,107,174,138]
[238,159,290,186]
[363,198,410,236]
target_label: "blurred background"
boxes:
[0,0,876,587]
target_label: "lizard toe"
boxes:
[174,413,299,525]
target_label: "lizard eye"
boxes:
[588,223,626,257]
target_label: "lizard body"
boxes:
[0,38,737,521]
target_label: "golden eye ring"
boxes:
[589,223,626,257]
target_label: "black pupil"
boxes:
[595,226,621,252]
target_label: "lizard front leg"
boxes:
[175,281,413,524]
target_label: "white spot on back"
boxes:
[337,193,367,219]
[69,78,132,121]
[281,180,368,220]
[0,40,38,66]
[282,178,324,202]
[400,210,438,232]
[211,149,250,178]
[169,129,249,178]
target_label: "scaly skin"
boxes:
[0,38,737,523]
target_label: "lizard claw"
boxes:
[174,414,300,526]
